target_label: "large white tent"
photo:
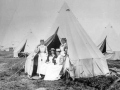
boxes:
[45,2,109,78]
[97,24,120,60]
[14,31,38,57]
[0,0,110,77]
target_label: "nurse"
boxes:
[44,49,64,80]
[48,48,56,65]
[60,38,68,55]
[35,39,48,77]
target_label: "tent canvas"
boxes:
[14,31,38,57]
[97,24,120,60]
[30,2,109,78]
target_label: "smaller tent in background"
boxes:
[14,31,38,57]
[97,24,120,60]
[17,40,28,58]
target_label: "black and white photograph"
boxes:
[0,0,120,90]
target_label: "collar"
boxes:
[40,44,45,46]
[61,43,66,46]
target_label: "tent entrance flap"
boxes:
[45,27,61,51]
[20,40,27,53]
[99,36,113,54]
[47,34,61,51]
[99,37,106,53]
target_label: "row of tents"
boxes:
[97,24,120,60]
[12,3,120,60]
[0,2,120,77]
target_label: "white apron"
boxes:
[63,55,75,79]
[60,43,67,55]
[48,55,55,65]
[44,65,63,80]
[37,45,48,75]
[44,55,64,81]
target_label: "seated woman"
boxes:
[44,49,64,80]
[47,48,56,65]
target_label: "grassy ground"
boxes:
[0,54,120,90]
[0,51,13,58]
[108,60,120,68]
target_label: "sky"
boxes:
[0,0,120,47]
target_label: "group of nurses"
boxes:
[25,38,74,80]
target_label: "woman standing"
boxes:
[59,38,75,80]
[35,39,48,77]
[60,38,68,55]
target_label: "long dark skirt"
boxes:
[32,54,38,76]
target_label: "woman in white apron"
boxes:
[47,48,56,65]
[35,39,48,77]
[44,49,64,80]
[59,38,75,80]
[60,38,68,55]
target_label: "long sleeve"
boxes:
[34,46,39,53]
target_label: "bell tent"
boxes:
[14,31,38,57]
[31,2,109,78]
[97,24,120,60]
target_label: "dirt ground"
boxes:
[0,55,120,90]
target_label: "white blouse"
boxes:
[56,55,64,65]
[38,45,48,53]
[60,43,67,52]
[49,55,55,64]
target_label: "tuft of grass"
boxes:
[107,60,120,68]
